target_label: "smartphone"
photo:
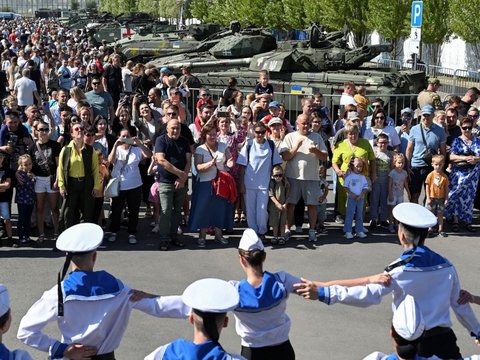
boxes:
[218,111,230,117]
[122,137,134,145]
[42,101,49,113]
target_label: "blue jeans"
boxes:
[344,197,364,233]
[370,178,388,221]
[158,183,187,241]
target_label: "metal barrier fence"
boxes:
[370,60,480,97]
[184,88,419,127]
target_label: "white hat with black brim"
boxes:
[56,223,103,316]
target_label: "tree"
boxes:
[421,0,450,66]
[317,0,370,46]
[189,0,209,23]
[235,0,267,27]
[0,7,13,11]
[282,0,306,30]
[138,0,160,17]
[71,0,80,10]
[449,0,480,66]
[303,0,324,26]
[367,0,410,59]
[264,0,287,30]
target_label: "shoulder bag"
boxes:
[104,146,132,198]
[420,125,434,166]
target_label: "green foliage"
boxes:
[71,0,80,10]
[158,0,180,19]
[422,0,450,44]
[189,0,209,23]
[449,0,480,44]
[367,0,409,40]
[264,0,287,30]
[282,0,306,30]
[303,0,324,26]
[138,0,160,17]
[120,0,138,14]
[235,0,267,27]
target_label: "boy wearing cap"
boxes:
[17,223,190,360]
[295,202,480,359]
[0,285,33,360]
[144,278,244,360]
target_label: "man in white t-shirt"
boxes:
[280,114,328,242]
[14,69,41,108]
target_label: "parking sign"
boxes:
[411,1,423,27]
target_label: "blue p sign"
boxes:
[411,1,423,27]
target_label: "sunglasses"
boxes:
[468,115,479,119]
[462,126,473,131]
[375,116,385,120]
[272,174,283,178]
[167,112,177,116]
[201,93,211,97]
[73,127,84,132]
[255,130,266,135]
[37,128,49,132]
[92,82,100,85]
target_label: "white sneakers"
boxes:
[128,235,137,245]
[344,232,367,239]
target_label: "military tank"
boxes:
[113,23,222,62]
[148,25,426,110]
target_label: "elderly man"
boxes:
[154,119,192,251]
[280,114,328,242]
[406,105,446,204]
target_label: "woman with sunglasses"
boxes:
[363,108,400,151]
[237,122,283,241]
[444,117,480,233]
[467,106,480,137]
[29,121,62,242]
[57,123,101,230]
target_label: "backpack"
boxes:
[245,138,276,166]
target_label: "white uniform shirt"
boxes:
[318,246,480,337]
[145,339,245,359]
[14,77,37,106]
[230,271,300,348]
[17,271,190,360]
[237,140,282,190]
[279,131,327,181]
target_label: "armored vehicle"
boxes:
[148,25,426,110]
[114,23,221,62]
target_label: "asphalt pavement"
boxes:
[1,194,480,359]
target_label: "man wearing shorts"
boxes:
[280,114,328,242]
[406,105,446,204]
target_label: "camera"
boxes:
[122,137,134,145]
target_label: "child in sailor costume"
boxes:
[17,223,190,360]
[295,203,480,359]
[229,229,299,360]
[144,278,245,360]
[0,285,33,360]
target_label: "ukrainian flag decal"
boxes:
[173,42,181,48]
[291,85,303,94]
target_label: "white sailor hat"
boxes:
[347,111,360,121]
[56,223,103,253]
[392,203,437,229]
[268,117,283,127]
[238,228,264,251]
[393,295,425,341]
[182,278,239,313]
[0,284,9,317]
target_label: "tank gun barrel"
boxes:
[160,58,253,71]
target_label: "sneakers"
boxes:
[380,220,390,228]
[388,224,395,233]
[344,232,354,239]
[369,219,377,230]
[177,226,183,235]
[439,231,448,238]
[317,225,328,234]
[357,231,367,239]
[271,237,279,245]
[197,238,206,248]
[335,215,344,224]
[294,226,303,234]
[107,234,117,243]
[128,235,137,245]
[215,237,229,245]
[308,229,317,242]
[152,224,159,233]
[284,230,292,239]
[278,236,286,245]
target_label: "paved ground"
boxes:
[1,189,480,359]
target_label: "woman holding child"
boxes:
[444,117,480,232]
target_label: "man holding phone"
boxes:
[395,107,413,157]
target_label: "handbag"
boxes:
[104,146,132,199]
[420,125,434,166]
[206,145,238,203]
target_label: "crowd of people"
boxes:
[0,15,479,360]
[0,18,479,250]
